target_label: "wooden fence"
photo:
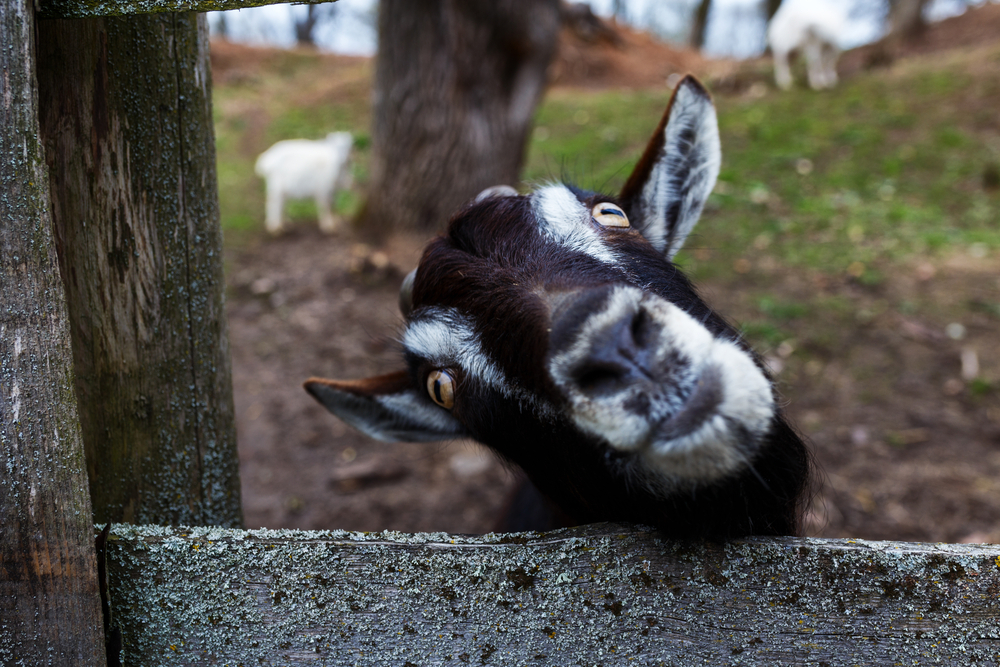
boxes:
[104,523,1000,665]
[2,0,997,665]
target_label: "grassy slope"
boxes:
[528,45,1000,270]
[215,43,1000,269]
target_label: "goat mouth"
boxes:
[547,286,775,482]
[651,366,723,444]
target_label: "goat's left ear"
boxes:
[304,371,467,442]
[619,75,721,259]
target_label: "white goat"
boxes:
[767,1,847,91]
[254,132,353,235]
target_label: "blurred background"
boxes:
[209,0,1000,543]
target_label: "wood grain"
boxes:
[36,12,242,528]
[0,1,107,663]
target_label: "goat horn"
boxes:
[399,268,417,318]
[474,185,518,203]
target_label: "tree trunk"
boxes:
[358,0,560,233]
[689,0,712,49]
[611,0,626,22]
[765,0,783,21]
[888,0,930,41]
[0,0,107,664]
[35,13,243,528]
[294,4,319,46]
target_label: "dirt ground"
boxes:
[223,6,1000,542]
[228,229,520,534]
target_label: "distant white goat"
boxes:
[254,132,353,235]
[767,1,847,91]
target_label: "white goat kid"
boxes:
[767,1,847,91]
[255,132,353,235]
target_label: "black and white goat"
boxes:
[306,77,810,538]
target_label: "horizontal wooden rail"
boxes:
[37,0,335,19]
[104,523,1000,665]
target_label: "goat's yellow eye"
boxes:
[426,370,456,409]
[592,203,629,227]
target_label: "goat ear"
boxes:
[619,75,721,259]
[304,371,466,442]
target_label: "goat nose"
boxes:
[549,286,664,399]
[570,308,659,396]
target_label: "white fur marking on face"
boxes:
[404,308,556,419]
[532,185,618,265]
[548,286,774,486]
[308,380,463,443]
[377,391,465,436]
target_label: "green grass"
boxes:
[214,41,1000,278]
[212,53,372,236]
[523,51,1000,282]
[215,42,999,262]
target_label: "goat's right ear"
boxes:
[619,75,721,259]
[304,371,467,442]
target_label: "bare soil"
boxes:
[222,6,1000,542]
[228,228,519,534]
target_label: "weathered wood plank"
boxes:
[38,0,335,19]
[107,523,1000,665]
[36,13,242,528]
[0,0,107,664]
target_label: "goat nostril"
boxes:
[573,362,627,396]
[630,308,656,350]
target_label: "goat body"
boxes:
[305,78,810,538]
[254,132,353,235]
[768,1,846,90]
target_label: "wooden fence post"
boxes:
[35,12,243,528]
[0,0,108,664]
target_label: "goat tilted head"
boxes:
[305,76,810,538]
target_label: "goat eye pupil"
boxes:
[426,370,455,409]
[592,202,630,228]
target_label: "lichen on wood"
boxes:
[106,523,1000,665]
[37,0,337,19]
[0,0,106,663]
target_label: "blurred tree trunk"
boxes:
[689,0,712,49]
[888,0,930,41]
[295,5,319,46]
[765,0,783,21]
[358,0,560,233]
[612,0,626,21]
